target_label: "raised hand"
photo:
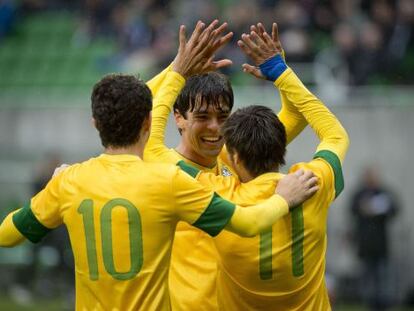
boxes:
[238,22,283,80]
[173,20,233,78]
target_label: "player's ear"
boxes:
[227,149,240,167]
[174,111,186,134]
[232,152,241,166]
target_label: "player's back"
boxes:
[213,159,336,310]
[54,154,186,310]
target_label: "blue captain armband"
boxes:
[259,54,288,81]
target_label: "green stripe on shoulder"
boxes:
[12,202,51,243]
[176,160,200,178]
[313,150,344,198]
[192,193,236,237]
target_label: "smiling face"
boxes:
[175,98,231,167]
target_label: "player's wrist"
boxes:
[268,194,289,214]
[259,54,288,82]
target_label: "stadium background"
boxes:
[0,0,413,309]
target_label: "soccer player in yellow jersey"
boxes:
[144,27,312,311]
[187,23,349,310]
[144,27,308,311]
[0,22,318,311]
[146,22,349,310]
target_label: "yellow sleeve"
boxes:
[143,71,186,164]
[2,173,63,245]
[172,167,236,237]
[30,174,63,229]
[226,195,289,237]
[146,64,173,97]
[0,210,26,247]
[219,77,307,163]
[275,68,349,164]
[276,74,307,145]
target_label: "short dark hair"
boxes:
[91,74,152,148]
[222,105,286,177]
[174,72,234,117]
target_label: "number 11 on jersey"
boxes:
[259,205,304,280]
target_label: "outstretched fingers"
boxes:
[241,63,265,79]
[178,25,186,52]
[272,22,279,43]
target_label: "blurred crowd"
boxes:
[1,0,413,86]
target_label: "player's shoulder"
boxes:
[290,157,343,199]
[289,160,325,175]
[144,161,181,174]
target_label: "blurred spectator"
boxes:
[352,21,385,84]
[313,23,356,104]
[387,0,414,83]
[2,0,413,85]
[350,165,399,311]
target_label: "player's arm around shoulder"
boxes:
[227,169,318,237]
[172,163,318,238]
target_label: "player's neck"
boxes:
[104,143,144,158]
[238,168,254,183]
[175,143,217,168]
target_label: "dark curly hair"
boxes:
[222,105,286,177]
[174,72,234,117]
[91,74,152,148]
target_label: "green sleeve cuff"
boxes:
[313,150,344,198]
[12,202,51,243]
[192,193,236,237]
[176,160,200,178]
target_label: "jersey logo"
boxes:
[221,166,232,177]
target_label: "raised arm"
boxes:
[238,22,307,144]
[146,64,173,97]
[238,22,349,164]
[275,69,349,162]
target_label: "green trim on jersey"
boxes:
[313,150,344,198]
[177,160,200,178]
[192,193,236,237]
[291,205,304,277]
[12,202,51,243]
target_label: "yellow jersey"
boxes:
[205,158,340,311]
[143,66,346,310]
[176,65,349,310]
[144,70,237,310]
[12,154,236,311]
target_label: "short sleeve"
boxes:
[172,168,235,237]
